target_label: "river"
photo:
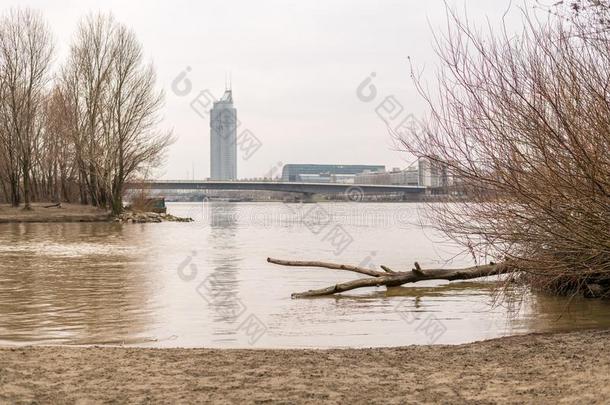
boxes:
[0,201,609,348]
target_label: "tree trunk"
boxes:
[10,176,20,207]
[22,161,31,210]
[111,178,123,216]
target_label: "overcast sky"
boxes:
[2,0,527,179]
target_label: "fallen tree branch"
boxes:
[266,257,386,277]
[267,257,517,298]
[380,265,396,274]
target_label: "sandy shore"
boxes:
[0,203,110,223]
[1,329,609,404]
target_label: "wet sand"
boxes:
[1,329,609,404]
[0,203,110,223]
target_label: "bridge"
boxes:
[125,180,427,199]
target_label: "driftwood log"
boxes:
[267,257,516,298]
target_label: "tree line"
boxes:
[0,9,171,214]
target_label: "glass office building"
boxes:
[281,164,385,182]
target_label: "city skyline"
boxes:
[3,0,523,180]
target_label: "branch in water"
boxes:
[266,257,387,277]
[267,257,516,298]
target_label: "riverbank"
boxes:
[1,329,608,404]
[0,203,192,223]
[0,203,111,223]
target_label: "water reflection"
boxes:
[206,204,245,341]
[0,202,609,348]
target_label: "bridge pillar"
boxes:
[401,192,419,202]
[301,192,315,203]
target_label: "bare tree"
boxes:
[0,8,53,209]
[0,9,169,210]
[37,87,78,202]
[0,81,21,206]
[103,24,172,215]
[60,13,116,207]
[401,6,610,297]
[60,13,171,214]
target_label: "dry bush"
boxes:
[402,6,610,297]
[127,190,154,212]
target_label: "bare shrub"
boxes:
[402,6,610,297]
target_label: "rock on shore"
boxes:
[114,211,193,223]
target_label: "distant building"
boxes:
[210,90,237,180]
[353,158,452,187]
[281,164,385,183]
[418,157,450,188]
[354,167,419,186]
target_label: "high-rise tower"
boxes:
[210,89,237,180]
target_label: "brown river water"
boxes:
[1,202,609,348]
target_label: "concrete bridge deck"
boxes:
[125,180,426,195]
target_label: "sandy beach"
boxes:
[1,329,609,404]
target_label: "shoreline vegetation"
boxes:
[397,3,610,300]
[1,329,609,404]
[0,10,172,215]
[0,203,192,224]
